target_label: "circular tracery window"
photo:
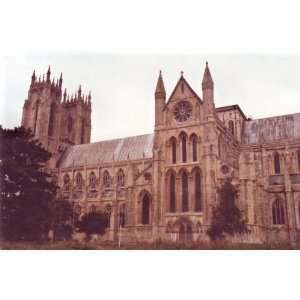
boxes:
[174,101,192,122]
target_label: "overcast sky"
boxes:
[2,54,300,142]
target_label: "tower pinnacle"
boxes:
[31,70,36,85]
[47,65,51,82]
[155,70,166,98]
[59,72,63,88]
[202,61,214,90]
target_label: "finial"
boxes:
[78,85,82,98]
[31,70,36,85]
[180,71,184,76]
[88,91,91,101]
[63,88,67,100]
[59,72,63,88]
[39,76,41,82]
[47,65,51,82]
[42,74,45,82]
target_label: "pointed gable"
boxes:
[163,74,202,111]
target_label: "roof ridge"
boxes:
[246,112,300,122]
[75,132,154,147]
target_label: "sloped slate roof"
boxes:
[59,133,154,168]
[243,113,300,144]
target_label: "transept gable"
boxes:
[163,74,202,111]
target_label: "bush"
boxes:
[53,223,73,241]
[207,179,248,241]
[78,211,107,240]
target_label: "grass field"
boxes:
[0,240,297,250]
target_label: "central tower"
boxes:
[21,66,92,167]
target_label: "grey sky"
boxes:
[2,54,300,142]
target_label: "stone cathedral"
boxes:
[21,64,300,245]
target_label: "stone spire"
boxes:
[202,61,214,90]
[155,70,166,98]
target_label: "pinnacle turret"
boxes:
[47,65,51,82]
[78,85,82,98]
[202,62,214,90]
[63,88,67,101]
[155,70,166,98]
[31,70,36,85]
[59,73,63,88]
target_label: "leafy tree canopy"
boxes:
[207,179,248,241]
[0,126,57,241]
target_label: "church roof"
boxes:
[58,133,154,168]
[243,112,300,144]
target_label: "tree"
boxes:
[78,211,108,240]
[52,199,73,241]
[207,179,248,241]
[0,126,57,241]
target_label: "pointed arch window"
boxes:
[170,137,177,164]
[88,172,97,189]
[169,173,176,212]
[81,119,85,144]
[272,198,285,225]
[181,172,189,212]
[117,169,125,187]
[33,100,40,134]
[63,174,71,191]
[274,152,281,174]
[191,134,198,162]
[194,171,202,212]
[75,173,83,190]
[297,150,300,172]
[48,103,56,136]
[142,193,150,225]
[180,133,187,163]
[103,170,111,188]
[104,205,112,228]
[228,120,234,136]
[119,203,126,228]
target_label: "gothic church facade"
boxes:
[21,64,300,245]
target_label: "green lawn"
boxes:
[0,240,297,250]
